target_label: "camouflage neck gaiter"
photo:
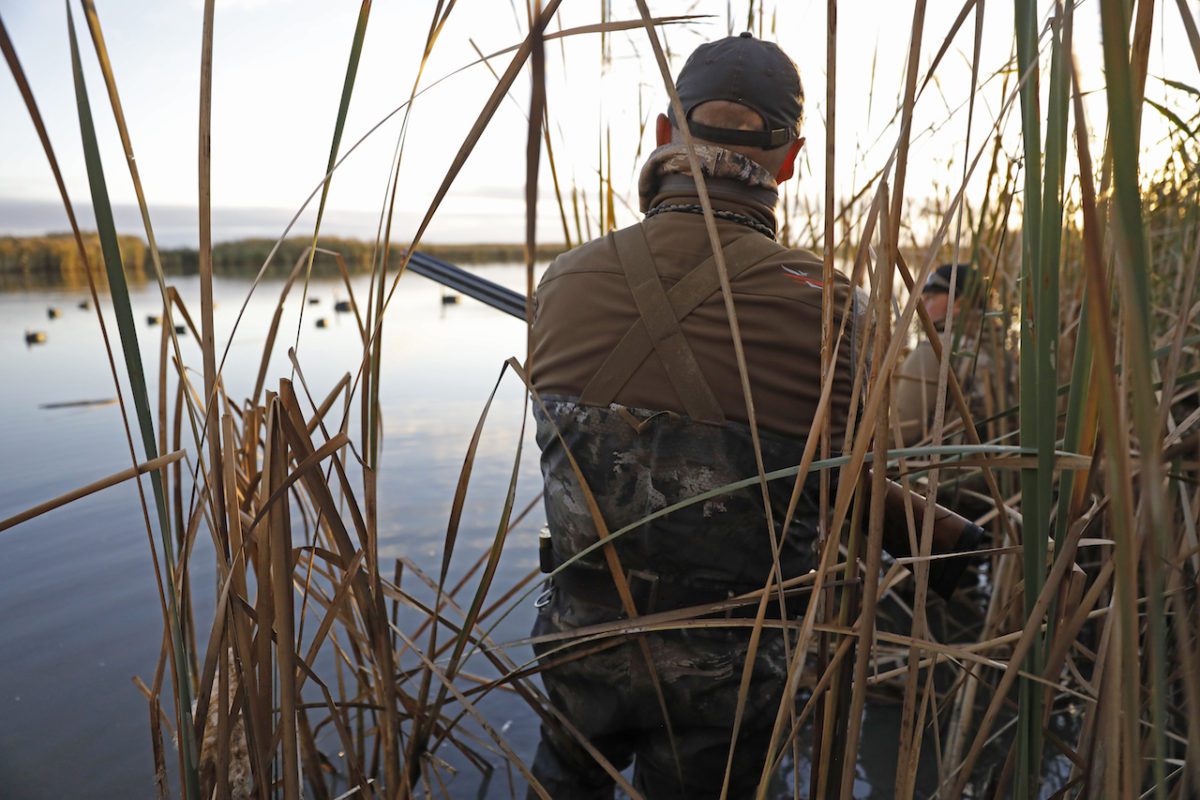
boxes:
[637,142,779,213]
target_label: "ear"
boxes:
[774,136,805,183]
[655,113,672,147]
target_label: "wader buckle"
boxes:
[626,569,660,615]
[534,582,555,609]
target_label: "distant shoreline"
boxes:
[0,234,568,287]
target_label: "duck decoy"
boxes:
[25,330,47,345]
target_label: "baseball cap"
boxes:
[922,264,980,296]
[667,32,804,150]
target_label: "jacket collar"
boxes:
[637,143,780,236]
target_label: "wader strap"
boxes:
[614,225,725,423]
[579,228,781,422]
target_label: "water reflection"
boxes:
[0,268,541,798]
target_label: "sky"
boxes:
[0,0,1197,246]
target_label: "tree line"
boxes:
[0,233,567,284]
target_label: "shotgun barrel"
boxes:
[405,250,528,320]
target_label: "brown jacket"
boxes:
[893,315,1013,446]
[530,173,862,448]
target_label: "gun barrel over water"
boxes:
[405,250,527,320]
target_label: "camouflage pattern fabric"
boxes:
[637,143,778,213]
[529,589,790,800]
[534,398,822,590]
[527,398,821,798]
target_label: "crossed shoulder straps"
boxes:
[578,223,782,424]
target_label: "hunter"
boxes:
[526,33,980,799]
[894,263,1012,448]
[526,33,854,798]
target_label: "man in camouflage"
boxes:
[525,33,862,798]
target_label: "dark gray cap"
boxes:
[923,264,980,297]
[667,32,804,150]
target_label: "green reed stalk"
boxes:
[1012,0,1052,793]
[65,6,201,797]
[1099,0,1170,793]
[79,0,209,462]
[1052,278,1090,556]
[1020,3,1070,793]
[1051,0,1090,577]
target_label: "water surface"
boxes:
[0,267,545,798]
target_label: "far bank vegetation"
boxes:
[0,233,567,284]
[0,232,146,288]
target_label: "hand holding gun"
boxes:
[867,471,985,600]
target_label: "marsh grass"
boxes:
[2,1,1199,798]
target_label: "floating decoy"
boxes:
[78,300,90,310]
[333,300,352,313]
[315,318,329,329]
[46,307,60,319]
[38,398,116,410]
[441,293,461,306]
[308,297,321,305]
[25,330,47,345]
[174,325,187,335]
[146,314,161,326]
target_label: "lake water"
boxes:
[0,266,963,798]
[0,266,551,798]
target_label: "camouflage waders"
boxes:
[529,588,790,800]
[527,398,823,799]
